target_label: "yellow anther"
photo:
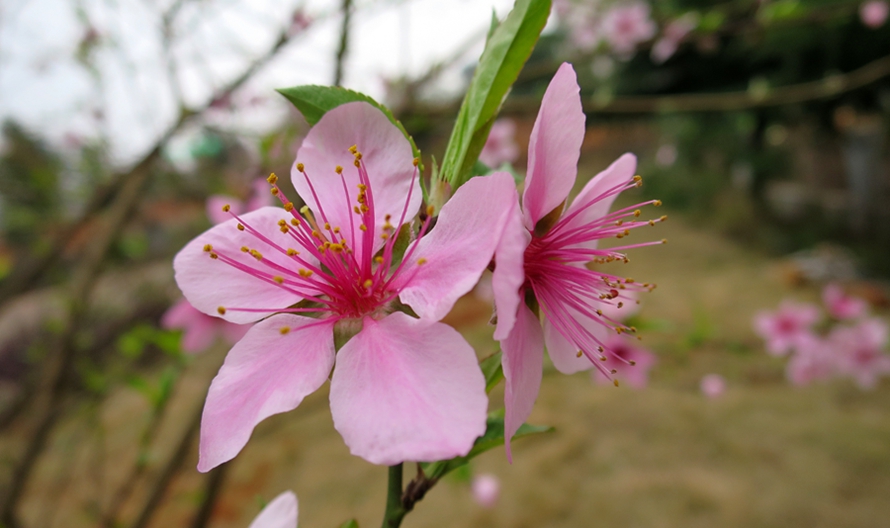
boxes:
[613,379,620,387]
[296,163,305,172]
[357,183,367,191]
[634,209,641,217]
[354,206,361,214]
[203,244,213,252]
[237,223,245,231]
[354,152,362,161]
[271,187,280,196]
[381,233,389,240]
[284,202,294,212]
[360,204,369,213]
[662,238,668,244]
[626,278,635,283]
[359,224,367,232]
[649,219,655,226]
[287,248,299,256]
[615,220,623,226]
[653,200,662,206]
[290,219,300,226]
[633,175,642,182]
[323,241,332,249]
[596,309,603,316]
[617,302,624,308]
[299,269,313,278]
[333,227,341,234]
[273,276,284,284]
[209,252,218,259]
[597,346,604,353]
[280,326,290,335]
[417,258,427,266]
[241,246,249,253]
[660,215,668,221]
[374,256,384,264]
[335,165,343,174]
[280,225,289,233]
[413,157,420,167]
[217,306,226,315]
[250,249,263,260]
[348,145,358,154]
[331,244,343,253]
[629,359,637,366]
[363,279,373,288]
[278,219,286,226]
[267,173,278,184]
[611,369,618,374]
[354,159,360,167]
[576,350,583,358]
[222,204,231,212]
[324,223,331,230]
[384,214,392,221]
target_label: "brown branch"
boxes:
[333,0,352,87]
[188,464,230,528]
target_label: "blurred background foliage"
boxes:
[1,0,889,527]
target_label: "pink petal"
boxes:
[492,199,531,340]
[206,196,243,225]
[180,317,218,354]
[198,315,335,472]
[248,490,298,528]
[502,303,544,462]
[544,316,606,374]
[174,207,314,324]
[329,312,487,465]
[522,63,585,230]
[161,298,203,329]
[292,102,420,261]
[559,153,637,250]
[396,172,520,322]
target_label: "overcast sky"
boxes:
[0,0,526,165]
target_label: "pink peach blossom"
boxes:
[822,283,868,321]
[753,300,820,356]
[860,1,889,28]
[592,335,656,389]
[471,473,501,508]
[651,13,698,64]
[175,102,518,471]
[491,63,664,460]
[831,318,890,389]
[248,490,297,528]
[785,333,835,386]
[600,2,656,57]
[700,374,725,398]
[161,298,249,354]
[479,119,520,168]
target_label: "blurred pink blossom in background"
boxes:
[479,119,520,168]
[822,283,868,320]
[753,300,820,356]
[860,1,889,28]
[471,474,501,508]
[785,333,834,386]
[700,374,726,398]
[831,318,890,389]
[600,2,656,57]
[206,178,274,225]
[593,335,657,389]
[161,299,249,354]
[651,13,698,64]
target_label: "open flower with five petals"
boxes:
[174,102,517,471]
[491,63,664,460]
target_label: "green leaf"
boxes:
[479,350,504,393]
[420,411,552,480]
[338,521,360,528]
[439,0,550,190]
[276,85,422,172]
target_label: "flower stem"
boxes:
[381,464,407,528]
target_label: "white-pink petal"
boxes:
[198,315,335,472]
[396,172,519,322]
[174,207,315,324]
[502,303,544,463]
[492,199,530,341]
[248,490,298,528]
[329,312,487,465]
[542,313,596,374]
[292,102,420,261]
[522,62,585,230]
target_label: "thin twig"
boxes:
[333,0,352,87]
[189,464,230,528]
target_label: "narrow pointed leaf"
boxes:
[480,350,504,393]
[439,0,551,190]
